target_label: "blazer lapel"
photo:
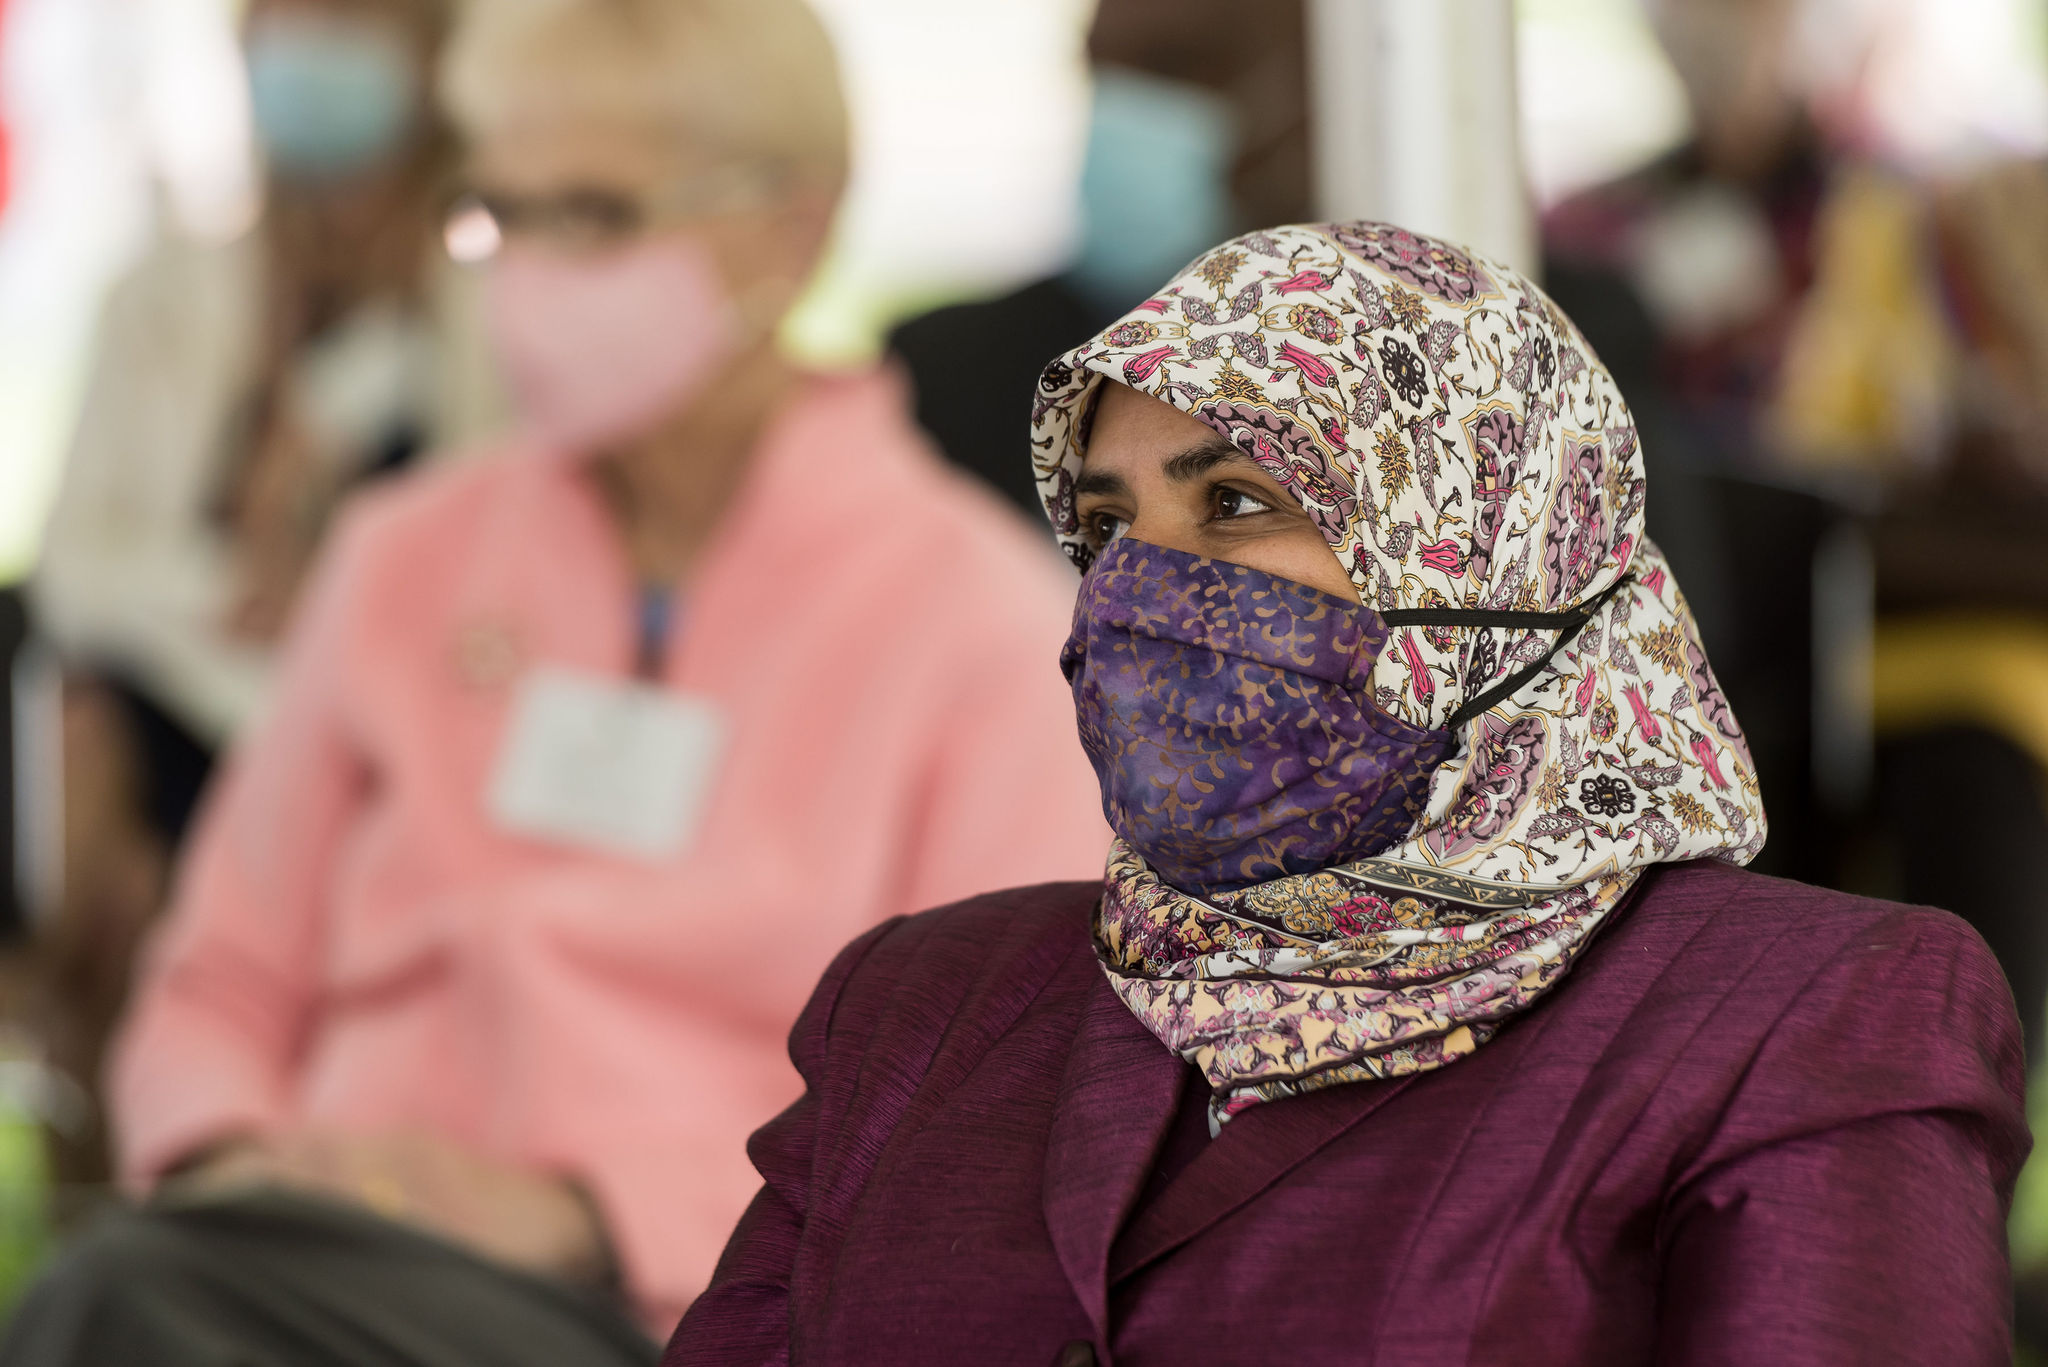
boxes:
[1107,1073,1418,1284]
[1041,963,1185,1341]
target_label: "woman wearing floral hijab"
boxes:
[666,223,2026,1365]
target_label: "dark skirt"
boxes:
[0,1190,658,1366]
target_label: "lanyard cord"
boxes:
[633,586,676,681]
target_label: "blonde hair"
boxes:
[439,0,849,189]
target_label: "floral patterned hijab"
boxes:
[1030,222,1767,1124]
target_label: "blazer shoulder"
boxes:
[309,453,551,628]
[1630,863,2028,1181]
[1634,859,2002,979]
[1623,860,2022,1106]
[822,881,1103,1027]
[873,880,1101,975]
[329,449,512,553]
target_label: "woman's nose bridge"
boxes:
[1122,516,1206,561]
[1121,478,1211,559]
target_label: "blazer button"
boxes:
[1051,1341,1097,1367]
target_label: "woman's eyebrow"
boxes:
[1073,469,1129,499]
[1074,437,1248,500]
[1162,437,1251,483]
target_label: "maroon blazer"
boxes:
[665,861,2028,1366]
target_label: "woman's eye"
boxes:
[1215,487,1275,519]
[1084,511,1129,546]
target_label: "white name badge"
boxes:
[486,665,725,861]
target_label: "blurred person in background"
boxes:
[0,0,1107,1358]
[888,0,1310,519]
[23,0,498,1190]
[668,220,2026,1366]
[1540,0,1832,901]
[1544,0,1832,482]
[1546,0,2048,1065]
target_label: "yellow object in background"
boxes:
[0,1115,49,1311]
[1873,617,2048,776]
[1768,169,1956,474]
[0,1055,53,1311]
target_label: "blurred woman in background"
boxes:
[26,0,497,1188]
[0,0,1106,1360]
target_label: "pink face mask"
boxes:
[485,236,741,454]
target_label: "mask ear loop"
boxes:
[1381,576,1632,733]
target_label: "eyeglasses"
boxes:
[443,163,788,262]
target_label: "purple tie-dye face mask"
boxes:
[1061,539,1454,897]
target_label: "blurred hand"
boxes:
[171,1130,612,1285]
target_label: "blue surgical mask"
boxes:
[1067,68,1236,310]
[246,14,417,182]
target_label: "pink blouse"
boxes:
[108,371,1110,1331]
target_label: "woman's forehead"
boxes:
[467,103,767,196]
[1079,382,1217,469]
[468,113,679,193]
